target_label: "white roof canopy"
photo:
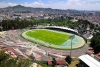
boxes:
[79,54,100,67]
[45,26,78,33]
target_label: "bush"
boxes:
[76,62,81,67]
[65,55,72,64]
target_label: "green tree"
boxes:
[90,33,100,53]
[65,55,72,64]
[0,49,32,67]
[0,49,9,64]
[76,62,81,67]
[16,59,32,67]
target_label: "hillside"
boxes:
[0,5,80,13]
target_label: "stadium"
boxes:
[21,26,86,50]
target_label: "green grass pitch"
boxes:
[26,29,70,45]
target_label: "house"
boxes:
[94,53,100,62]
[48,59,68,67]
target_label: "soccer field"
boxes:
[26,29,70,45]
[22,29,85,49]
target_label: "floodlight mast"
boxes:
[70,35,75,57]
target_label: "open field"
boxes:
[26,29,70,45]
[69,59,79,67]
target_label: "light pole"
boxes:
[70,35,75,57]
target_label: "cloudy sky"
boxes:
[0,0,100,10]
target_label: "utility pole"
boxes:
[70,35,75,57]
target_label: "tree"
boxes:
[65,55,72,64]
[90,33,100,53]
[4,58,16,67]
[76,62,81,67]
[0,49,32,67]
[16,58,32,67]
[52,58,56,65]
[0,49,9,64]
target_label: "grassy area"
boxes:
[26,29,70,45]
[71,19,78,22]
[69,59,79,67]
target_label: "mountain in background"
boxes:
[11,5,26,8]
[0,5,98,15]
[0,5,79,13]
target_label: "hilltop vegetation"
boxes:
[0,49,32,67]
[0,17,95,33]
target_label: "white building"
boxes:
[79,54,100,67]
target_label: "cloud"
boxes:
[21,1,100,10]
[21,2,45,8]
[0,2,17,8]
[66,0,100,10]
[0,1,100,10]
[8,2,17,6]
[82,0,100,2]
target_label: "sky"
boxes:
[0,0,100,10]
